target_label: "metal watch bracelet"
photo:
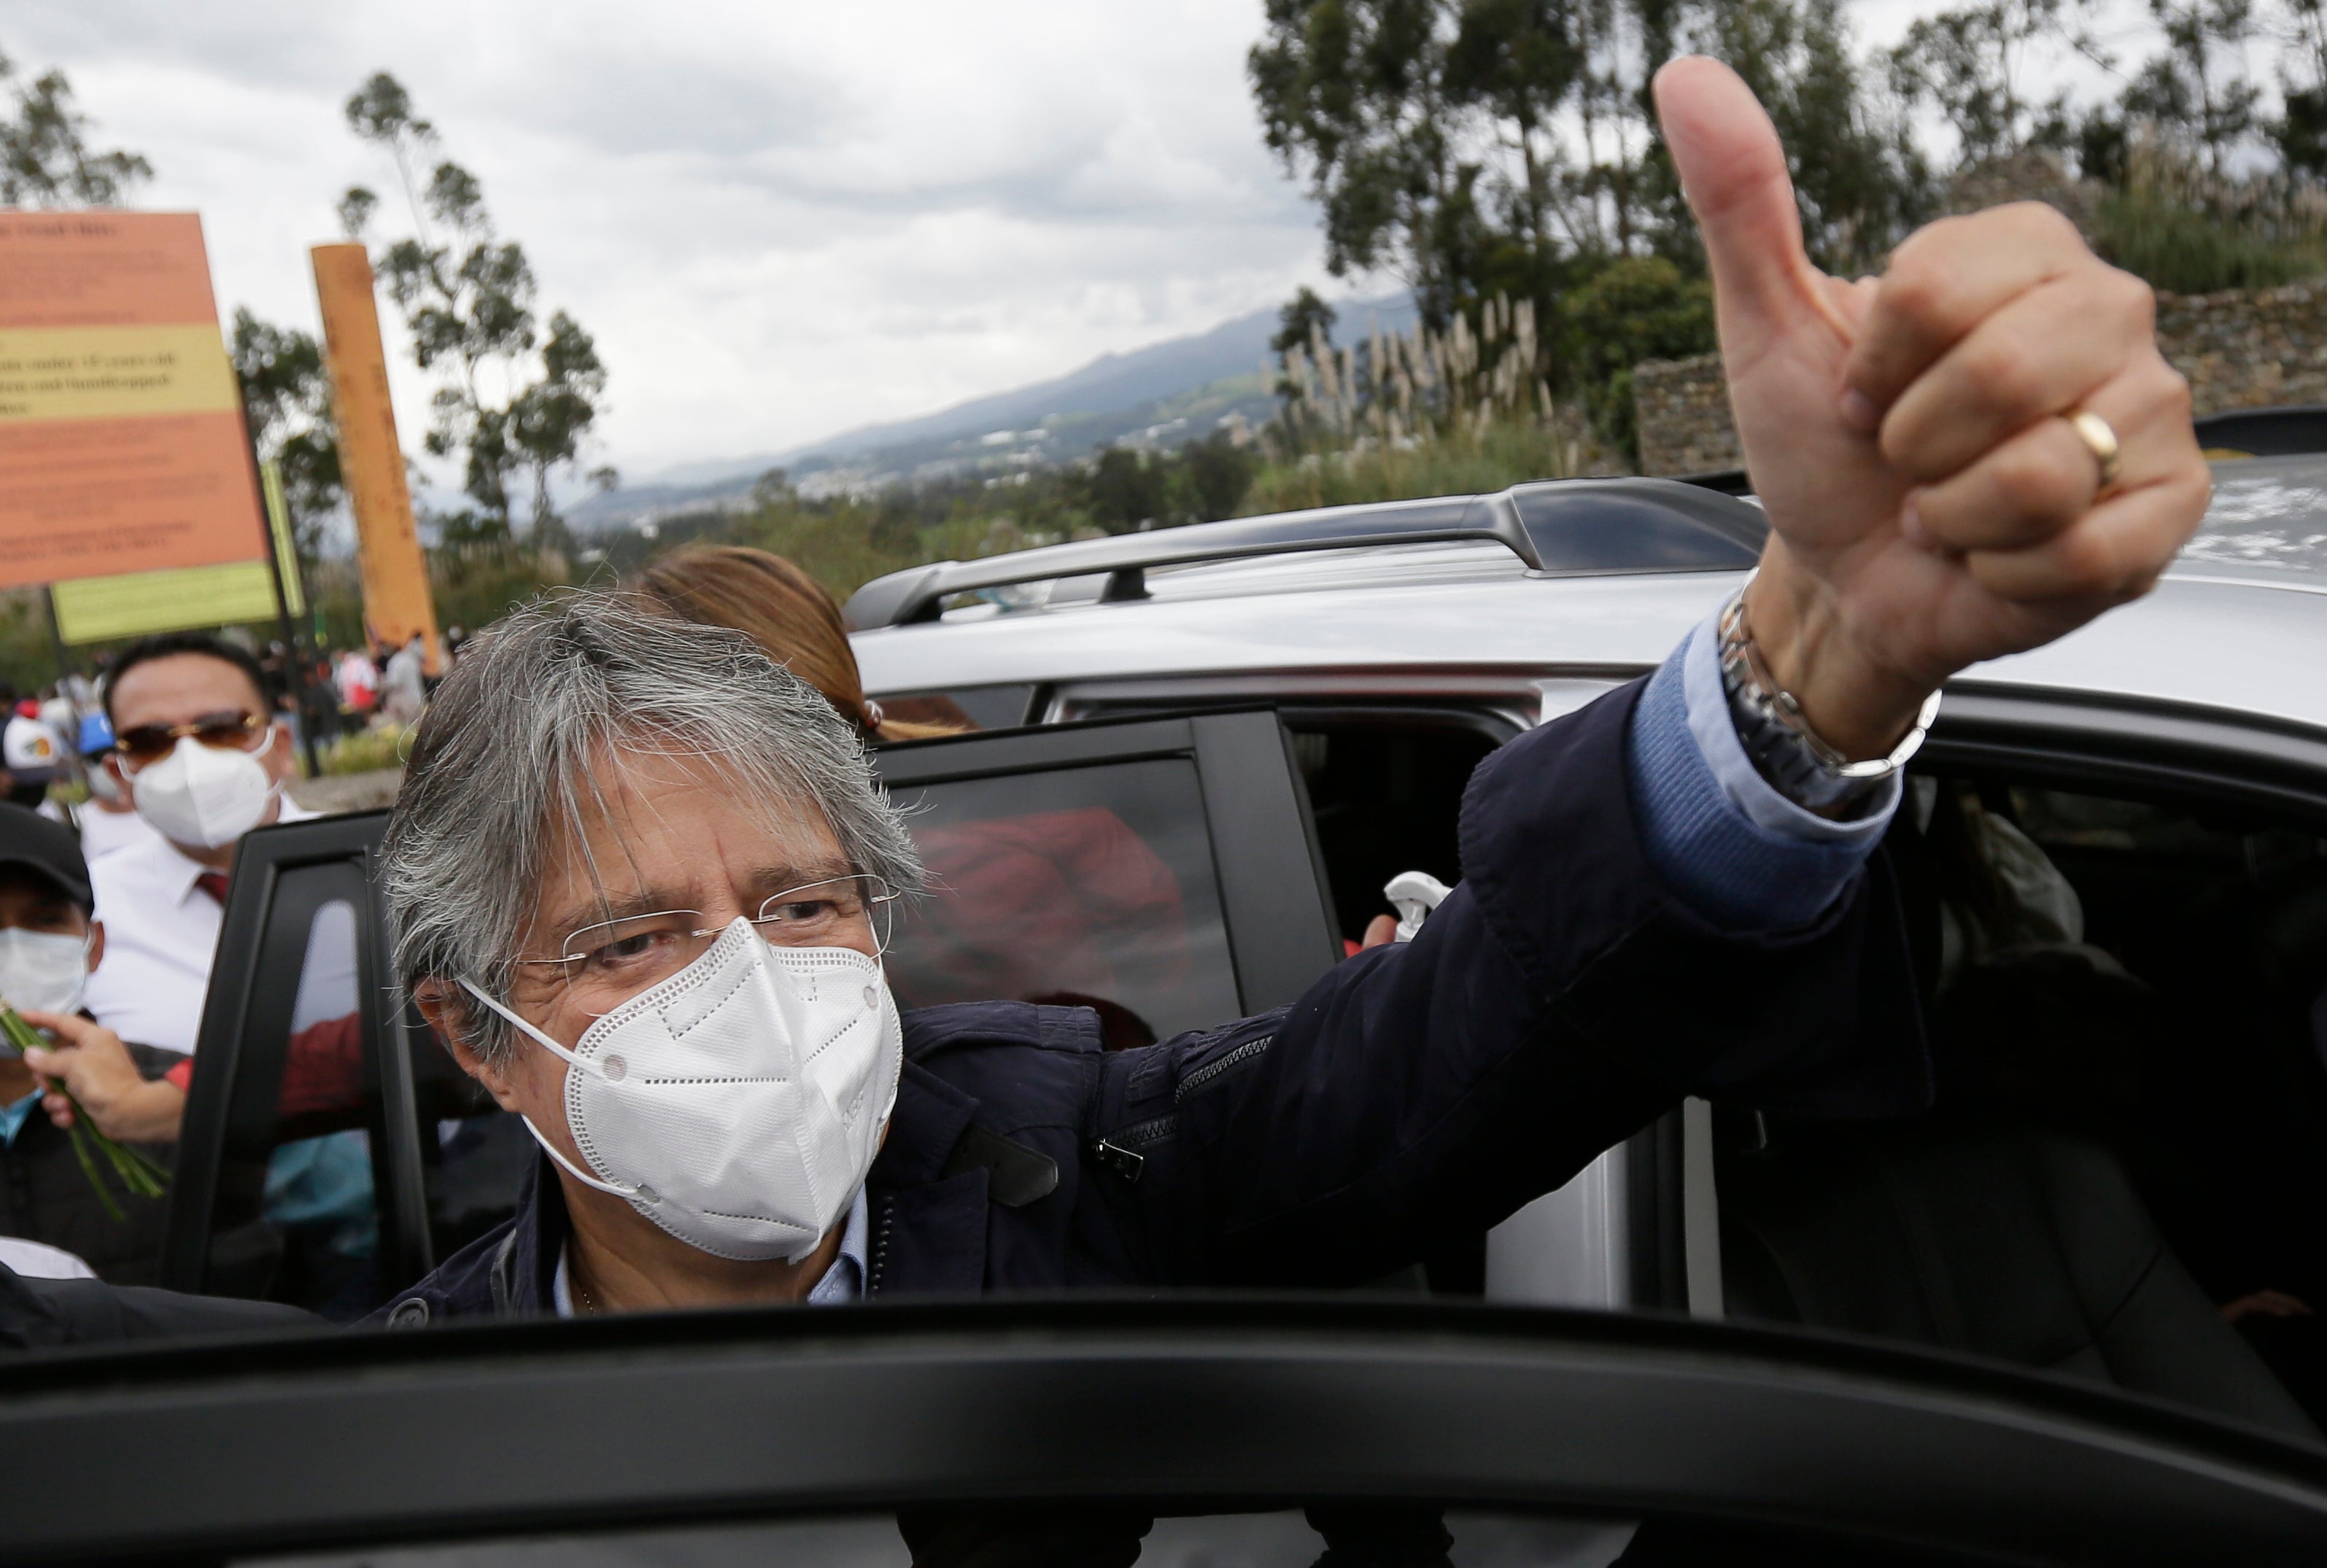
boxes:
[1716,591,1942,817]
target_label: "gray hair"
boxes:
[381,591,924,1064]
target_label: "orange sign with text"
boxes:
[0,212,268,589]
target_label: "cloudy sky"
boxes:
[3,1,2137,488]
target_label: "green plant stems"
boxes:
[0,998,169,1220]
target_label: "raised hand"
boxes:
[1651,57,2210,757]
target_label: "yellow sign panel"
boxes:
[0,323,239,423]
[52,560,283,645]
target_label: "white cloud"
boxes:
[1,0,1337,484]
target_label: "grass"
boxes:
[2092,146,2327,296]
[1248,292,1621,513]
[317,723,411,777]
[1241,412,1606,514]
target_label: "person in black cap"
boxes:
[0,804,178,1284]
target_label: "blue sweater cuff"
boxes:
[1626,612,1900,931]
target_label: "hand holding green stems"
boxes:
[1,998,168,1221]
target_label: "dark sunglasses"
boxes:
[114,710,268,769]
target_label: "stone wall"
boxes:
[1633,353,1740,477]
[1631,276,2327,477]
[2158,278,2327,414]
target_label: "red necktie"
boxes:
[195,872,230,905]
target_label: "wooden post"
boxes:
[309,243,441,675]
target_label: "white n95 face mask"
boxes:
[462,917,902,1263]
[131,734,279,850]
[0,928,90,1031]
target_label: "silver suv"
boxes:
[843,413,2327,1442]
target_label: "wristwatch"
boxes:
[1716,590,1941,817]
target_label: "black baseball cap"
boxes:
[0,804,93,912]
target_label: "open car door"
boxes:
[157,708,1342,1319]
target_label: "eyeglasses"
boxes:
[519,874,899,1014]
[114,710,268,770]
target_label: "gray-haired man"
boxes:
[355,58,2207,1324]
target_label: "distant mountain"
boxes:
[568,291,1415,528]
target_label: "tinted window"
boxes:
[874,684,1037,731]
[1288,710,1509,947]
[202,880,384,1321]
[883,758,1241,1048]
[417,1084,531,1268]
[1714,770,2327,1442]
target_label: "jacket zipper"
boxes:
[1174,1034,1273,1100]
[1092,1035,1276,1184]
[1091,1111,1177,1184]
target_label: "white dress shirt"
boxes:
[75,799,160,863]
[85,797,323,1055]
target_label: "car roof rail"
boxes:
[843,476,1769,630]
[1675,467,1754,496]
[2194,405,2327,457]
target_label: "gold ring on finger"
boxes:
[2067,409,2121,492]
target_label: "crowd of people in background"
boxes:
[0,618,470,1287]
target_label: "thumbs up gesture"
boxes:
[1652,58,2210,758]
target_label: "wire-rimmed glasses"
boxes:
[519,874,897,1015]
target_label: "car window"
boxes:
[883,757,1242,1047]
[1284,707,1514,948]
[1712,766,2327,1443]
[872,683,1037,731]
[195,880,385,1321]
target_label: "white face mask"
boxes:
[84,763,122,804]
[129,734,279,850]
[0,928,90,1038]
[462,917,902,1264]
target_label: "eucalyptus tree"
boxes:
[0,47,149,207]
[339,72,613,536]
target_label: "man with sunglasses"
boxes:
[78,632,323,1069]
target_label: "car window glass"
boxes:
[873,684,1036,731]
[414,1007,531,1270]
[204,892,383,1322]
[1711,769,2327,1443]
[1287,711,1509,948]
[883,758,1240,1047]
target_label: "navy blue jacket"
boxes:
[369,682,1926,1327]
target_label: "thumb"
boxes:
[1652,55,1824,340]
